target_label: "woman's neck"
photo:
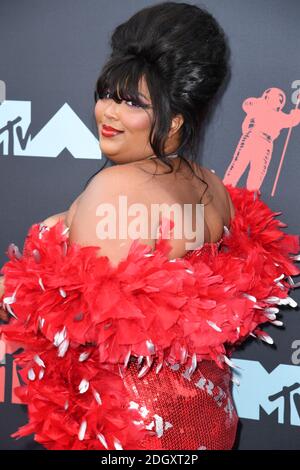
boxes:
[146,152,178,160]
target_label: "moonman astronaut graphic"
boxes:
[223,87,300,191]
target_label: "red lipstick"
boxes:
[101,124,124,137]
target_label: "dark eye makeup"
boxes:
[94,88,151,109]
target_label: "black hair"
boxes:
[84,1,230,204]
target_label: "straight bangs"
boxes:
[94,58,150,109]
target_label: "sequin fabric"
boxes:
[123,357,238,450]
[122,241,238,451]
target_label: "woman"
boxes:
[1,2,299,450]
[0,1,232,307]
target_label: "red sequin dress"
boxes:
[0,185,299,450]
[124,357,238,450]
[124,242,238,451]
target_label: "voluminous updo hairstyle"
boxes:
[85,1,230,200]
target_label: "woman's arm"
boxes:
[0,275,8,321]
[42,194,83,229]
[0,212,67,321]
[0,275,3,296]
[41,211,68,228]
[0,194,83,321]
[0,211,68,321]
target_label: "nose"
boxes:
[103,99,121,120]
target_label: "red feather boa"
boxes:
[0,184,299,449]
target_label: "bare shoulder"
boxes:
[69,164,154,228]
[207,167,236,220]
[195,163,235,219]
[66,166,134,229]
[82,164,148,197]
[68,164,156,266]
[193,163,224,196]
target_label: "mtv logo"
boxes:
[0,338,22,404]
[232,359,300,426]
[0,100,102,159]
[0,80,6,104]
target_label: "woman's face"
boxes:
[94,75,156,164]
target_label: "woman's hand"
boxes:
[0,275,4,296]
[0,211,69,322]
[41,211,68,228]
[0,207,75,321]
[0,275,8,322]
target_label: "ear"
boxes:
[169,114,184,137]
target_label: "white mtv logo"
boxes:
[232,359,300,426]
[0,100,102,159]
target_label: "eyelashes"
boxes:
[95,89,150,109]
